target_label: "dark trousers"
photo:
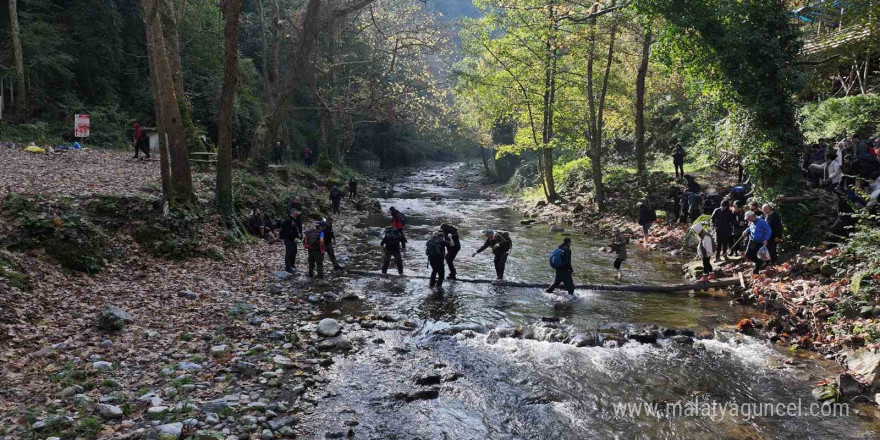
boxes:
[614,258,624,270]
[745,240,764,274]
[326,246,341,269]
[702,257,713,276]
[429,256,446,287]
[349,188,357,199]
[382,250,403,274]
[548,269,574,294]
[715,231,732,259]
[134,139,150,158]
[308,249,324,278]
[445,248,460,278]
[674,162,684,178]
[493,252,508,279]
[283,238,297,271]
[767,240,779,263]
[331,198,341,213]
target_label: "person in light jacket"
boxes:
[691,224,715,282]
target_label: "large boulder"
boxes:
[98,304,133,331]
[846,349,880,391]
[150,422,183,440]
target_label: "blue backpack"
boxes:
[549,248,564,269]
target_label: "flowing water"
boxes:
[301,163,879,439]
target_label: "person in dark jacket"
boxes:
[679,192,690,224]
[440,223,461,280]
[348,178,358,199]
[762,203,783,264]
[248,208,269,238]
[272,141,283,165]
[329,185,343,214]
[610,229,628,280]
[425,231,452,288]
[546,238,574,295]
[287,197,304,231]
[303,221,326,279]
[279,210,302,273]
[322,217,343,270]
[637,201,657,244]
[684,174,701,193]
[380,227,404,275]
[730,201,746,256]
[133,123,151,159]
[672,145,685,178]
[472,230,512,282]
[711,200,736,261]
[390,207,407,251]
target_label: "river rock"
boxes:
[96,403,124,419]
[845,349,880,390]
[317,318,342,337]
[178,361,203,371]
[93,361,112,371]
[210,344,229,358]
[59,385,83,397]
[98,304,133,331]
[837,373,862,396]
[811,383,837,402]
[236,361,258,378]
[31,415,74,431]
[178,290,199,300]
[485,330,500,345]
[150,422,183,440]
[549,224,564,232]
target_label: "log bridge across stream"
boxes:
[346,270,746,294]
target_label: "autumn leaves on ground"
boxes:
[0,147,378,440]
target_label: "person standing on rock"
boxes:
[741,211,771,275]
[329,185,343,214]
[348,178,358,200]
[610,229,628,280]
[711,200,736,262]
[762,203,783,264]
[672,145,685,178]
[279,210,302,273]
[441,223,461,280]
[380,227,404,275]
[546,238,575,295]
[636,201,656,244]
[426,231,452,288]
[303,221,326,279]
[322,217,344,271]
[473,230,512,283]
[692,224,715,282]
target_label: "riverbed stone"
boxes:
[837,373,862,396]
[150,422,183,440]
[93,361,112,370]
[845,349,880,390]
[96,403,124,419]
[98,304,133,331]
[317,318,342,337]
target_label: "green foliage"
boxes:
[74,416,103,440]
[799,94,880,142]
[556,157,593,194]
[0,194,111,273]
[132,209,203,260]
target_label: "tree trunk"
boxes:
[8,0,26,113]
[144,3,173,202]
[634,26,652,187]
[540,1,558,203]
[160,0,186,102]
[143,0,193,204]
[216,0,243,225]
[480,147,492,178]
[585,1,617,212]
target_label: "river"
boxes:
[301,163,879,439]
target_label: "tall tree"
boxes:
[142,0,194,204]
[144,1,173,202]
[8,0,27,112]
[216,0,244,225]
[585,0,618,212]
[634,25,652,186]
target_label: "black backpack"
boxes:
[303,229,321,249]
[425,236,446,258]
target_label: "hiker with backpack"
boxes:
[684,174,701,194]
[472,230,512,283]
[303,221,326,279]
[323,217,344,271]
[691,224,715,282]
[279,210,303,273]
[636,201,656,244]
[426,231,452,288]
[546,238,575,295]
[609,229,628,280]
[380,227,405,275]
[711,200,736,262]
[348,178,358,200]
[688,192,703,222]
[329,185,344,214]
[389,207,408,251]
[440,223,461,280]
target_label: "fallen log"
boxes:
[345,270,744,294]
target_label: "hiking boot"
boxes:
[448,274,456,280]
[333,265,343,270]
[707,273,716,281]
[429,281,436,288]
[545,286,555,293]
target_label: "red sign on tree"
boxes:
[74,114,90,138]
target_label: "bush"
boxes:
[132,209,203,259]
[556,157,593,193]
[799,94,880,142]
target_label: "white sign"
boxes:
[74,114,90,138]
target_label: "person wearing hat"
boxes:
[740,210,772,275]
[472,229,512,283]
[303,220,326,279]
[636,201,656,244]
[692,224,715,281]
[279,210,303,273]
